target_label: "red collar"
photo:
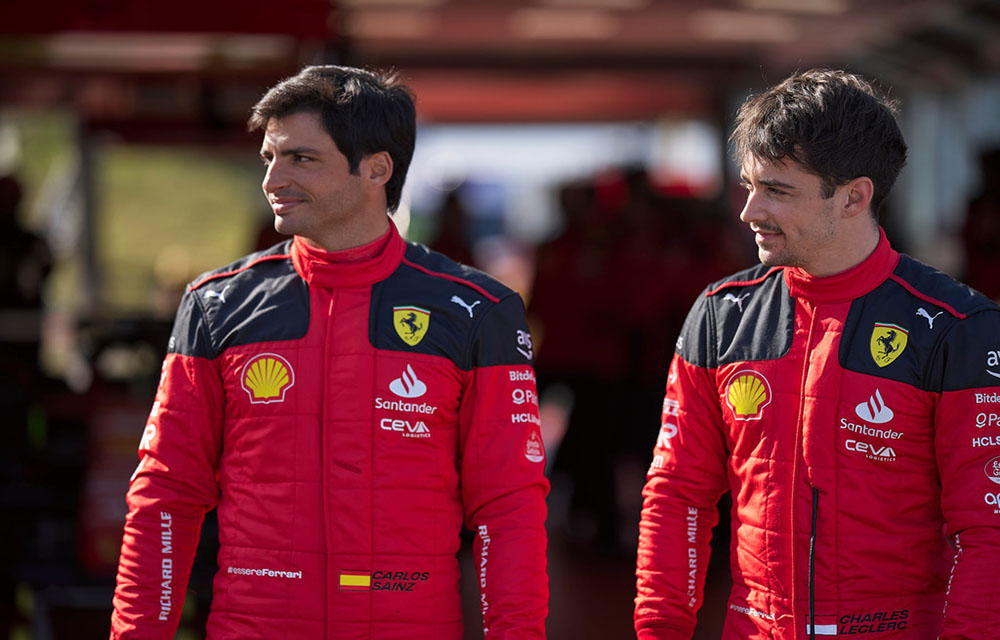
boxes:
[783,227,900,303]
[290,223,406,289]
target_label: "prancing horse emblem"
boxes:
[393,306,430,346]
[869,322,909,368]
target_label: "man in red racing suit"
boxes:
[635,69,1000,639]
[110,66,548,639]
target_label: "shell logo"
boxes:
[725,370,772,420]
[241,353,295,404]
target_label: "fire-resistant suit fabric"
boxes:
[110,225,549,639]
[635,229,1000,639]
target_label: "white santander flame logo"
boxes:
[855,389,894,424]
[389,364,427,399]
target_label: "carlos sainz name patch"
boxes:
[339,570,430,592]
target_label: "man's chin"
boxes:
[758,250,787,268]
[273,218,298,237]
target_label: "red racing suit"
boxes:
[111,225,549,639]
[635,229,1000,639]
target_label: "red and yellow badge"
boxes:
[725,370,772,420]
[241,353,294,404]
[394,305,430,346]
[339,570,371,591]
[869,322,908,368]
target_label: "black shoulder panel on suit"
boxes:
[840,254,1000,390]
[676,264,793,368]
[370,243,531,370]
[168,241,310,359]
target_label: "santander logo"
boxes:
[389,364,427,399]
[855,389,894,424]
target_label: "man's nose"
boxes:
[739,190,764,224]
[262,160,288,192]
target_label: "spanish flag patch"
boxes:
[339,570,371,591]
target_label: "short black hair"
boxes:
[248,65,416,214]
[731,68,907,216]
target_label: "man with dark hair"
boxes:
[635,68,1000,639]
[111,65,549,639]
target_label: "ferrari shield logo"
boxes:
[394,306,430,346]
[870,322,908,367]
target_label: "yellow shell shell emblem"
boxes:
[241,353,295,404]
[869,322,908,368]
[393,305,430,346]
[725,370,772,420]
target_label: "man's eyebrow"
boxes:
[742,174,797,190]
[260,146,322,157]
[279,146,322,157]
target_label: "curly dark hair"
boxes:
[248,65,416,214]
[730,69,907,216]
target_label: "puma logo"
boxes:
[916,307,943,329]
[450,295,481,318]
[203,285,231,304]
[723,292,751,313]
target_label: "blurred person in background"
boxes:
[0,172,53,638]
[0,174,52,313]
[110,65,548,639]
[961,145,1000,302]
[635,68,1000,638]
[428,190,477,269]
[527,178,627,553]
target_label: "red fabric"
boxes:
[111,226,548,638]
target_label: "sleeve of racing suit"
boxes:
[933,308,1000,639]
[110,289,224,639]
[635,294,730,640]
[459,293,549,639]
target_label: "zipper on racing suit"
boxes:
[808,485,819,640]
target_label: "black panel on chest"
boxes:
[839,280,946,389]
[369,271,480,367]
[200,269,311,352]
[713,276,795,365]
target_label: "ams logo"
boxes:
[870,323,908,367]
[394,306,430,346]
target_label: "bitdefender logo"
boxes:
[976,392,1000,404]
[855,389,893,424]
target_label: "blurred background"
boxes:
[2,0,1000,638]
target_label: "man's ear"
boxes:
[842,176,874,219]
[362,151,393,189]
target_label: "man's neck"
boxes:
[301,211,392,253]
[802,220,880,278]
